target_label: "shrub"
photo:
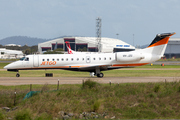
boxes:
[34,113,53,120]
[41,84,50,92]
[154,84,160,93]
[0,111,5,120]
[83,79,100,89]
[178,86,180,92]
[148,93,157,98]
[15,109,32,120]
[93,100,101,112]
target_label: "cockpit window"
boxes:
[25,57,29,61]
[20,57,25,61]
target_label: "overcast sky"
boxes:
[0,0,179,46]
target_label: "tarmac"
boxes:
[0,77,180,85]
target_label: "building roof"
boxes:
[169,38,180,41]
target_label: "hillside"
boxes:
[0,36,49,46]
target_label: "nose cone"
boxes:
[4,62,17,69]
[4,64,11,69]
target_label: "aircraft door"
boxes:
[33,55,39,67]
[86,56,91,63]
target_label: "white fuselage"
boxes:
[4,50,160,71]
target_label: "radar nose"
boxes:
[4,64,9,69]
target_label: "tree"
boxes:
[43,48,64,54]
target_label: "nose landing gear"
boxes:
[16,72,20,77]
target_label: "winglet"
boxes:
[148,32,176,48]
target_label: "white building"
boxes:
[38,37,135,53]
[0,48,24,59]
[5,44,21,47]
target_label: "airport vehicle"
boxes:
[4,33,175,77]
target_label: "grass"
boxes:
[158,58,180,61]
[0,59,18,61]
[1,80,180,119]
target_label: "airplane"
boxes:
[65,41,90,54]
[65,41,74,54]
[65,41,108,54]
[4,32,175,78]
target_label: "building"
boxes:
[5,44,21,47]
[38,37,135,53]
[164,38,180,58]
[0,48,24,59]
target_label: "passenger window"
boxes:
[109,57,111,60]
[77,58,79,61]
[99,58,101,60]
[61,58,64,61]
[25,57,29,61]
[71,58,73,61]
[42,59,45,61]
[57,59,59,61]
[52,59,55,61]
[104,57,106,60]
[93,58,95,60]
[47,59,49,61]
[66,58,68,61]
[82,58,84,61]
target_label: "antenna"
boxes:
[96,17,101,52]
[133,34,134,46]
[116,34,119,39]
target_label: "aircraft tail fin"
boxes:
[143,32,175,57]
[65,41,74,54]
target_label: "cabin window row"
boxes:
[42,57,112,61]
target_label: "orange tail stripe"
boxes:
[148,37,169,48]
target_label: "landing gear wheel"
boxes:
[16,73,20,77]
[97,73,104,78]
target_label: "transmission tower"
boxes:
[96,17,102,52]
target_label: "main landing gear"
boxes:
[90,67,104,78]
[16,71,20,77]
[97,73,104,78]
[90,72,104,78]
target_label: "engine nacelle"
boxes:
[116,52,145,62]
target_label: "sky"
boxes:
[0,0,180,46]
